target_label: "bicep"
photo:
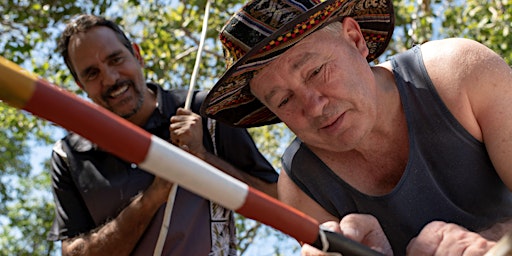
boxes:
[423,39,512,189]
[472,62,512,190]
[278,170,338,224]
[464,43,512,189]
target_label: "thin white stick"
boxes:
[184,0,212,109]
[152,184,178,256]
[154,1,213,255]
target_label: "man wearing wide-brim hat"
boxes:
[201,0,512,255]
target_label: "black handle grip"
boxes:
[311,229,385,256]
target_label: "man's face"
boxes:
[67,26,146,119]
[250,24,377,152]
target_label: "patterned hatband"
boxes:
[201,0,395,127]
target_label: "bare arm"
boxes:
[280,170,393,255]
[407,38,512,255]
[421,38,512,188]
[406,217,512,256]
[62,177,172,256]
[278,169,337,223]
[170,108,277,198]
[406,221,496,255]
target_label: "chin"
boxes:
[116,100,143,118]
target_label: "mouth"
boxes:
[108,83,129,98]
[319,111,345,132]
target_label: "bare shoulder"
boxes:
[420,39,512,190]
[419,38,511,141]
[420,38,506,84]
[421,38,496,60]
[420,38,511,98]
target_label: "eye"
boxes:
[85,69,99,81]
[111,56,124,65]
[278,96,289,108]
[308,65,323,81]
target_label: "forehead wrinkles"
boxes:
[69,27,120,59]
[285,33,325,71]
[291,52,315,71]
[68,33,96,72]
[69,28,121,75]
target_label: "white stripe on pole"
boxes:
[140,136,249,210]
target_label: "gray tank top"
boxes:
[282,45,512,256]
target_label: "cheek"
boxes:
[84,88,106,104]
[83,87,100,99]
[276,110,307,131]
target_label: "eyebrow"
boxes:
[262,52,315,105]
[291,52,314,71]
[79,50,123,78]
[263,88,278,105]
[79,66,94,79]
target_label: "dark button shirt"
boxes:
[48,83,278,255]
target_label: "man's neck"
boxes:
[128,87,158,127]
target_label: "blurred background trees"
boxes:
[0,0,510,254]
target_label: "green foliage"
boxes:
[235,214,301,255]
[0,104,54,255]
[0,166,56,255]
[442,0,512,64]
[386,0,511,65]
[1,0,512,255]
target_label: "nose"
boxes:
[298,88,325,117]
[102,66,120,87]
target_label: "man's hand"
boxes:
[407,221,496,256]
[144,176,174,206]
[301,214,393,256]
[170,108,207,159]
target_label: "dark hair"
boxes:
[58,14,134,81]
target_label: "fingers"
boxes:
[339,214,393,255]
[170,108,200,132]
[302,215,392,256]
[301,243,342,256]
[301,222,339,255]
[172,107,196,121]
[179,144,189,152]
[407,221,496,256]
[169,108,206,157]
[175,107,192,115]
[339,214,380,241]
[406,221,445,255]
[301,221,342,255]
[169,108,202,146]
[321,221,342,233]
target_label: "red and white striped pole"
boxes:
[0,56,383,256]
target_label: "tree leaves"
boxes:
[1,0,511,255]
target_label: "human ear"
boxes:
[132,43,145,66]
[342,17,369,58]
[75,80,84,89]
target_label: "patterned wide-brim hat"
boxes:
[201,0,394,127]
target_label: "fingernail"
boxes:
[341,227,358,238]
